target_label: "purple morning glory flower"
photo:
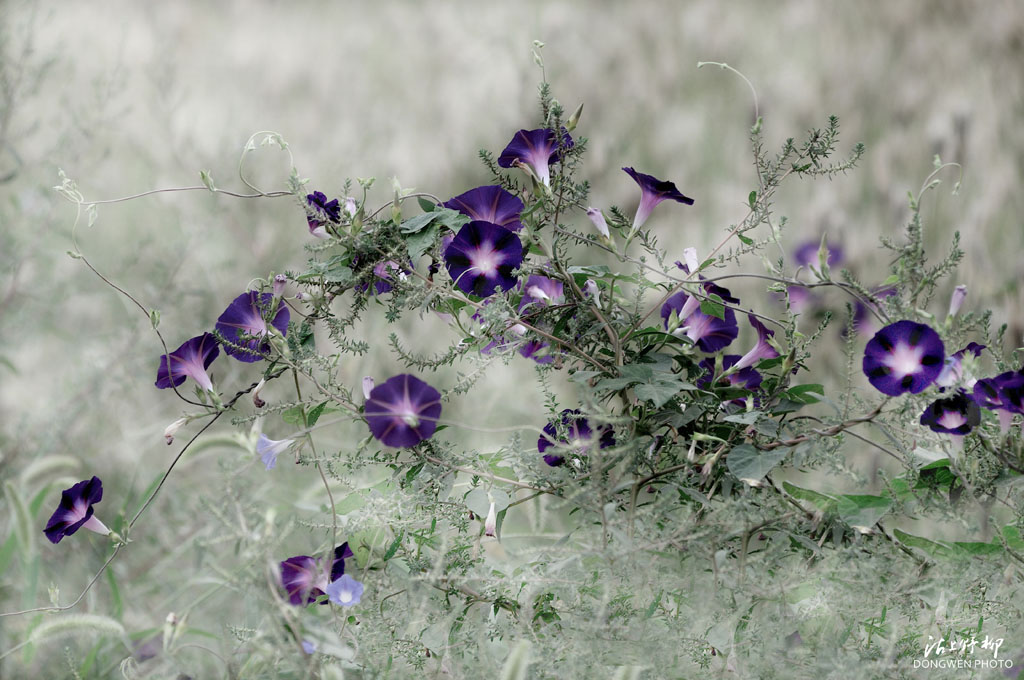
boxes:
[862,320,945,396]
[306,191,341,239]
[973,370,1024,432]
[919,391,981,435]
[155,333,219,392]
[733,314,780,371]
[215,292,290,363]
[586,207,610,239]
[44,476,110,544]
[444,221,523,297]
[661,282,740,353]
[519,274,564,311]
[793,239,843,269]
[280,542,354,606]
[622,167,694,228]
[325,573,364,607]
[936,342,986,390]
[301,640,317,655]
[698,355,763,392]
[538,409,615,467]
[442,185,524,232]
[698,355,762,407]
[257,434,294,470]
[498,128,574,187]
[364,374,442,448]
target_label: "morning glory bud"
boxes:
[566,102,584,132]
[272,274,287,298]
[362,376,375,401]
[585,207,610,239]
[948,285,967,318]
[344,197,357,218]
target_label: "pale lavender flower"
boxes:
[257,434,294,470]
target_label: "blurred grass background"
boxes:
[2,0,1023,674]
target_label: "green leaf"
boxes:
[737,233,754,246]
[700,295,726,320]
[281,406,305,426]
[1002,525,1024,551]
[837,494,892,532]
[635,380,688,408]
[406,223,439,261]
[748,190,757,208]
[383,530,404,561]
[783,384,826,404]
[723,410,762,425]
[726,444,788,485]
[398,211,439,234]
[783,481,839,513]
[306,401,328,428]
[416,197,436,213]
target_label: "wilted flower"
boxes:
[622,167,694,228]
[498,128,574,187]
[163,417,187,445]
[484,502,497,537]
[252,378,267,408]
[215,292,290,363]
[538,409,615,467]
[919,391,981,435]
[280,542,353,606]
[364,374,442,448]
[155,333,220,393]
[444,221,523,297]
[257,433,294,470]
[306,191,341,239]
[442,185,524,232]
[44,476,110,544]
[325,573,364,607]
[862,320,945,396]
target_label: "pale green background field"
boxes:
[1,0,1022,676]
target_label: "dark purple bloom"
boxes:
[538,409,615,467]
[661,282,740,353]
[519,339,555,365]
[444,221,523,297]
[280,542,354,606]
[936,342,986,390]
[442,186,525,232]
[920,391,981,435]
[498,128,574,187]
[973,370,1024,420]
[733,314,780,370]
[364,374,442,448]
[698,355,763,391]
[698,355,762,406]
[215,292,290,363]
[862,321,945,396]
[306,191,341,239]
[44,476,109,544]
[622,167,694,228]
[793,239,843,270]
[155,333,219,392]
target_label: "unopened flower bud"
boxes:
[583,279,601,305]
[585,207,610,238]
[566,102,584,132]
[948,285,967,317]
[344,197,357,217]
[164,417,187,445]
[252,378,267,408]
[362,376,375,401]
[273,274,286,298]
[484,501,497,537]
